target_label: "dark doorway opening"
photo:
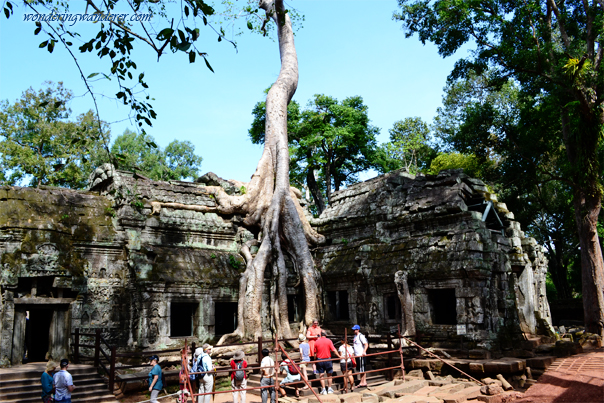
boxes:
[384,293,401,321]
[215,302,237,336]
[427,289,457,325]
[27,309,53,362]
[171,303,198,337]
[287,294,304,323]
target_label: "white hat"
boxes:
[194,347,203,357]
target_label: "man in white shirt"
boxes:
[198,344,214,403]
[259,348,275,403]
[352,325,369,387]
[53,358,75,403]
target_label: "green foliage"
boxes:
[249,93,380,213]
[105,206,116,218]
[110,129,203,181]
[210,253,217,259]
[239,185,247,194]
[228,254,241,270]
[375,117,437,174]
[0,82,110,189]
[429,152,491,179]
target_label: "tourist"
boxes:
[53,359,75,403]
[148,355,163,403]
[298,334,311,389]
[41,361,56,403]
[198,344,214,403]
[339,337,356,392]
[278,352,302,398]
[230,350,248,403]
[352,324,369,387]
[306,319,322,373]
[191,347,203,391]
[260,348,276,403]
[314,331,341,394]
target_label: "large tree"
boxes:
[4,0,323,341]
[250,94,380,214]
[110,129,203,181]
[396,0,604,335]
[375,117,437,174]
[0,82,108,189]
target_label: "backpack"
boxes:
[234,361,245,381]
[192,355,204,380]
[287,360,299,375]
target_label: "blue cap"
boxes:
[352,325,360,330]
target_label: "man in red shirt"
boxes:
[314,332,341,394]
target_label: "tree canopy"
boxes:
[396,0,604,335]
[0,82,108,189]
[111,129,203,181]
[250,93,380,214]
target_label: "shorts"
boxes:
[356,356,368,372]
[299,362,308,370]
[280,373,301,385]
[316,358,333,374]
[340,361,354,373]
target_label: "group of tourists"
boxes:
[40,358,75,403]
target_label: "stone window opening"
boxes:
[427,288,457,325]
[170,302,198,337]
[384,293,401,322]
[327,290,349,321]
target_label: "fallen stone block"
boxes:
[469,362,485,373]
[480,384,504,395]
[476,395,502,403]
[441,386,482,403]
[361,394,379,403]
[407,369,425,378]
[394,397,442,403]
[427,383,466,396]
[496,374,513,391]
[309,395,340,403]
[428,380,452,387]
[340,392,363,403]
[426,371,436,380]
[379,380,428,398]
[525,356,554,369]
[413,386,440,396]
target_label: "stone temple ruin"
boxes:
[0,165,553,366]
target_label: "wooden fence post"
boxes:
[109,346,116,393]
[387,332,394,381]
[74,328,80,364]
[257,335,263,369]
[94,329,101,368]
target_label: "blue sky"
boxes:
[0,1,467,182]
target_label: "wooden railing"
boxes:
[71,328,408,393]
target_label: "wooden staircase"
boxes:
[0,363,119,403]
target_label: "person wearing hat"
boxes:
[53,359,75,403]
[352,325,368,387]
[229,350,248,403]
[148,355,163,403]
[297,334,310,389]
[41,361,57,403]
[197,344,214,403]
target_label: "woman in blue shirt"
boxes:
[148,355,163,403]
[41,361,57,403]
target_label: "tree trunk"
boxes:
[549,237,573,300]
[215,0,324,344]
[306,165,325,214]
[573,189,604,337]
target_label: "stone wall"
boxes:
[312,168,553,349]
[0,165,553,366]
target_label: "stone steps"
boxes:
[0,363,118,403]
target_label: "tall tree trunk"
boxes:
[306,163,326,215]
[549,237,573,300]
[213,0,324,344]
[573,190,604,337]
